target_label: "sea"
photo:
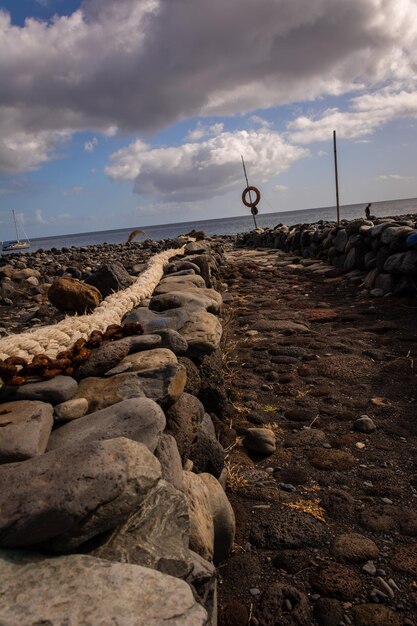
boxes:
[3,197,417,254]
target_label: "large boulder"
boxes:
[0,400,53,463]
[189,414,225,478]
[76,337,132,378]
[150,289,222,314]
[94,480,192,578]
[47,397,165,453]
[0,437,161,551]
[200,473,235,564]
[180,311,222,356]
[48,277,102,313]
[0,552,207,625]
[182,471,214,562]
[85,261,134,297]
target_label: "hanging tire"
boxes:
[242,186,261,208]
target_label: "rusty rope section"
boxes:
[0,246,184,363]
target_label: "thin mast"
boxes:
[333,130,340,225]
[12,210,20,242]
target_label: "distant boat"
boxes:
[2,210,30,252]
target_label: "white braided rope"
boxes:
[0,247,184,362]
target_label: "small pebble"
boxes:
[284,599,292,611]
[322,443,332,449]
[249,588,261,597]
[311,594,321,601]
[362,561,377,576]
[381,497,393,504]
[279,483,297,492]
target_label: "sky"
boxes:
[1,0,417,238]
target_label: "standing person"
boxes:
[365,203,372,219]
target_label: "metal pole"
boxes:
[333,130,340,225]
[241,155,257,228]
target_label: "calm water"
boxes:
[3,197,417,254]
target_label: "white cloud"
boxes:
[274,184,288,192]
[34,208,46,224]
[186,122,224,141]
[377,173,408,180]
[1,0,417,171]
[250,115,272,129]
[288,85,417,144]
[106,129,308,202]
[84,137,98,152]
[318,150,327,157]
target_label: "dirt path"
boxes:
[218,246,417,626]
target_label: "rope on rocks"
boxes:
[0,247,184,363]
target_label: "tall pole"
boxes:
[241,155,258,228]
[333,130,340,225]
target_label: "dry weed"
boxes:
[283,498,326,523]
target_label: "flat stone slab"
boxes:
[0,376,78,405]
[150,288,222,314]
[117,348,178,373]
[73,373,146,413]
[47,397,166,453]
[159,274,206,288]
[123,306,191,333]
[0,552,207,625]
[0,437,161,551]
[0,400,53,463]
[180,311,222,356]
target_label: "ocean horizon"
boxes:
[3,196,417,254]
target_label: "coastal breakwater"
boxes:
[0,239,235,625]
[239,215,417,298]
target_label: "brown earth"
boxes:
[217,246,417,626]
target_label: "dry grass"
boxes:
[263,421,284,435]
[263,404,280,414]
[283,498,326,523]
[224,456,249,492]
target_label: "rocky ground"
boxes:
[218,246,417,626]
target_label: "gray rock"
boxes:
[189,414,225,478]
[73,373,146,413]
[0,551,207,625]
[123,306,191,333]
[85,261,134,297]
[180,311,222,356]
[200,473,235,564]
[363,268,379,288]
[135,363,187,407]
[95,480,192,578]
[186,550,216,619]
[185,254,214,287]
[152,328,188,355]
[354,416,377,433]
[150,289,222,314]
[185,241,210,255]
[48,397,165,453]
[0,400,53,463]
[159,274,206,288]
[76,337,131,378]
[0,375,78,405]
[384,250,417,275]
[381,226,414,247]
[117,348,178,373]
[165,393,205,459]
[243,428,276,455]
[0,437,161,551]
[54,397,89,421]
[165,260,201,274]
[155,434,184,491]
[343,248,356,271]
[129,333,162,352]
[182,471,214,562]
[334,229,348,252]
[374,272,393,294]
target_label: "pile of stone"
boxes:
[239,214,417,297]
[0,239,234,625]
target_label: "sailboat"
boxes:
[2,210,30,252]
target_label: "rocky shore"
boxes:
[1,215,417,625]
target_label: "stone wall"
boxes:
[0,239,233,625]
[238,214,417,298]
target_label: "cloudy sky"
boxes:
[1,0,417,238]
